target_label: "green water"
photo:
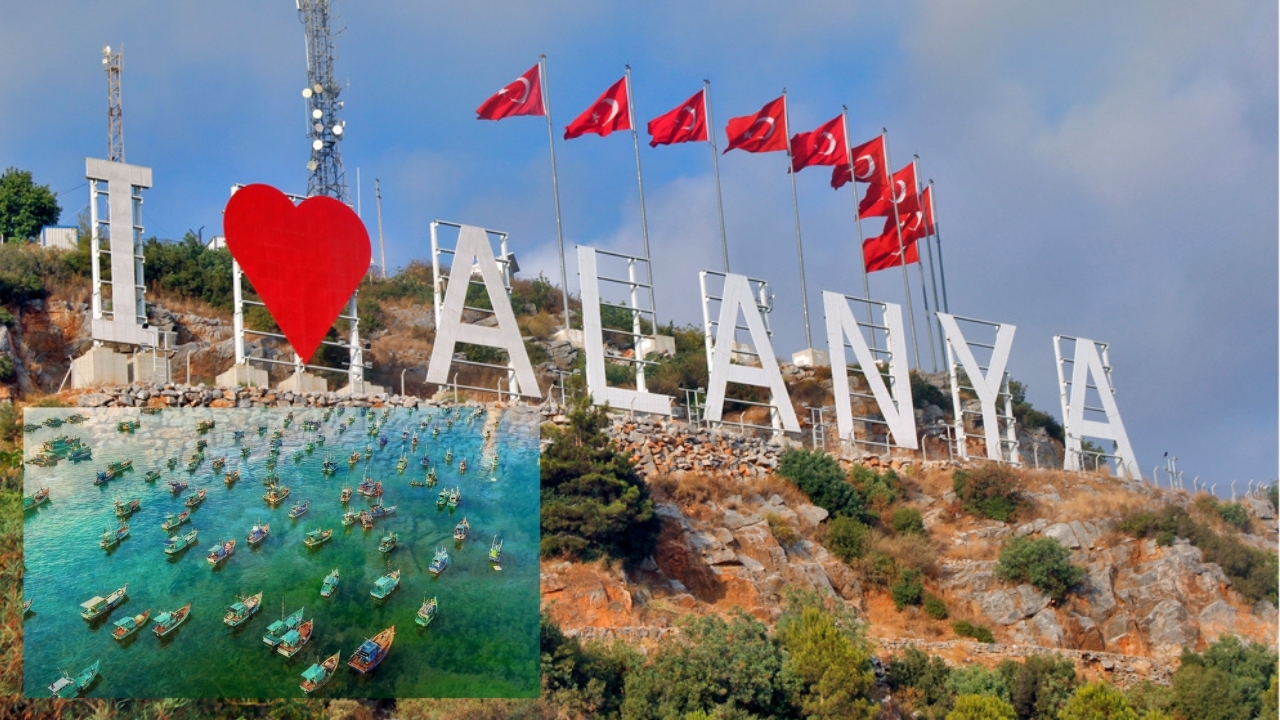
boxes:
[22,404,540,699]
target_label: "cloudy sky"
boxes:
[4,1,1275,488]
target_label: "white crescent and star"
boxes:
[508,77,531,105]
[893,180,908,204]
[679,106,698,131]
[591,98,621,124]
[743,116,776,142]
[817,132,837,156]
[854,154,876,181]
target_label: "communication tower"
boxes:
[298,0,348,202]
[103,45,124,162]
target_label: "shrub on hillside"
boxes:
[952,464,1025,523]
[892,506,927,536]
[823,515,870,563]
[143,234,235,309]
[1008,378,1064,443]
[1058,681,1141,720]
[996,536,1084,600]
[892,568,924,610]
[952,620,995,644]
[1172,636,1279,720]
[995,654,1078,720]
[946,665,1010,703]
[850,463,903,512]
[887,646,953,717]
[923,592,948,620]
[777,448,865,520]
[540,613,636,718]
[645,324,709,399]
[765,512,799,547]
[947,694,1015,720]
[776,592,879,720]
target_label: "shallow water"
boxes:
[22,404,539,698]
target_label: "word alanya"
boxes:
[424,226,1140,480]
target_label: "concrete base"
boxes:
[277,371,328,394]
[216,363,269,389]
[791,348,831,368]
[336,380,385,396]
[71,346,130,389]
[639,335,676,358]
[130,352,172,385]
[552,328,585,349]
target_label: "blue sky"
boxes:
[4,1,1276,488]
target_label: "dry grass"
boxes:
[518,312,558,341]
[742,474,811,509]
[868,529,939,578]
[145,288,233,322]
[943,536,1001,562]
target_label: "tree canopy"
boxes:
[0,167,60,242]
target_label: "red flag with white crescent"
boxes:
[476,64,545,120]
[724,96,789,154]
[832,135,888,189]
[790,115,847,172]
[859,163,919,219]
[564,77,632,139]
[647,89,709,147]
[863,221,920,272]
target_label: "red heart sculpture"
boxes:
[223,184,371,363]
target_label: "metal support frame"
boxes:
[87,158,153,348]
[939,313,1020,465]
[1054,335,1140,479]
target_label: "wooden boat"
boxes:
[22,599,32,614]
[23,487,50,511]
[340,486,352,503]
[356,478,382,497]
[419,455,429,468]
[428,546,449,576]
[292,449,304,462]
[341,510,360,526]
[184,488,207,508]
[67,413,89,424]
[396,455,408,473]
[240,446,250,458]
[277,618,314,658]
[369,502,397,518]
[458,458,467,474]
[67,446,93,462]
[378,531,397,553]
[426,467,438,486]
[224,469,241,486]
[415,597,438,627]
[153,603,191,637]
[100,523,129,550]
[247,522,270,546]
[489,535,503,564]
[80,584,127,621]
[444,448,453,464]
[164,528,198,555]
[161,510,190,531]
[144,469,162,482]
[112,609,150,640]
[448,487,460,509]
[288,500,311,519]
[211,457,226,472]
[207,538,236,565]
[263,484,290,505]
[263,470,280,485]
[117,419,140,432]
[320,568,339,597]
[196,419,215,433]
[195,439,208,451]
[114,498,141,518]
[348,451,361,466]
[29,453,59,468]
[360,510,373,530]
[300,651,340,694]
[409,478,426,487]
[321,457,337,475]
[168,479,188,494]
[186,454,203,473]
[432,426,440,437]
[347,626,394,674]
[108,459,133,474]
[263,606,304,648]
[436,487,448,509]
[49,659,99,698]
[363,446,372,461]
[167,457,178,471]
[233,429,245,441]
[305,442,315,454]
[304,528,332,548]
[452,517,470,542]
[257,424,268,435]
[224,591,263,627]
[22,422,40,433]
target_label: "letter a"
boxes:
[426,225,540,397]
[704,273,799,432]
[823,291,917,449]
[1055,336,1139,478]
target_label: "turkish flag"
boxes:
[724,96,788,153]
[859,163,919,219]
[647,89,708,147]
[790,115,847,172]
[832,135,888,189]
[831,162,853,189]
[564,77,632,139]
[919,185,936,236]
[476,64,545,120]
[863,221,920,272]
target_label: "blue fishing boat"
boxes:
[415,597,438,627]
[49,660,99,698]
[164,528,198,555]
[428,546,449,576]
[161,511,190,532]
[99,523,129,550]
[303,527,332,548]
[112,610,150,640]
[300,651,340,694]
[80,584,127,621]
[347,626,394,674]
[224,591,263,627]
[263,605,305,648]
[370,569,400,599]
[288,500,310,519]
[320,568,339,597]
[277,618,314,658]
[153,603,191,637]
[206,538,236,565]
[378,531,397,553]
[247,522,270,546]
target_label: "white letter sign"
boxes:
[823,292,917,449]
[938,313,1017,462]
[1055,335,1139,478]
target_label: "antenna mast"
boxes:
[298,0,348,202]
[103,45,124,162]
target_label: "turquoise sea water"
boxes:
[22,404,540,699]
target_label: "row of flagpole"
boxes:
[477,57,952,370]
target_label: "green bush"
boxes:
[646,324,710,399]
[776,593,879,720]
[923,592,948,620]
[777,448,865,520]
[541,612,636,718]
[952,620,995,644]
[911,370,948,410]
[947,694,1016,720]
[892,568,924,610]
[887,646,952,715]
[143,234,235,309]
[850,463,903,512]
[1059,681,1139,720]
[0,355,13,383]
[824,516,869,563]
[0,307,13,326]
[946,665,1010,702]
[766,512,800,547]
[892,506,927,535]
[996,654,1078,720]
[1008,378,1064,443]
[862,551,897,588]
[1172,636,1279,720]
[996,536,1084,600]
[952,464,1025,523]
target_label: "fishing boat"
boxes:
[426,467,438,486]
[207,538,236,565]
[432,426,440,437]
[195,439,208,451]
[300,651,341,694]
[489,535,503,564]
[111,610,150,640]
[22,599,32,614]
[411,434,419,449]
[153,603,191,637]
[144,469,162,483]
[305,441,315,454]
[22,422,40,433]
[347,626,395,674]
[356,478,382,497]
[263,470,281,485]
[164,528,198,555]
[284,411,294,427]
[114,497,141,518]
[348,451,361,466]
[321,457,337,475]
[240,446,251,458]
[224,470,241,486]
[247,522,270,546]
[80,584,127,621]
[316,434,326,446]
[263,484,290,505]
[288,500,311,519]
[415,597,438,627]
[448,487,461,509]
[378,531,397,553]
[184,488,207,508]
[23,487,50,511]
[341,510,360,526]
[419,455,429,468]
[167,457,178,471]
[304,528,332,548]
[340,486,352,503]
[233,429,245,441]
[401,429,410,441]
[444,448,453,464]
[363,446,372,461]
[263,605,305,647]
[436,487,448,509]
[369,502,397,519]
[320,569,339,597]
[68,413,89,424]
[370,569,401,600]
[452,517,470,541]
[29,453,58,468]
[257,425,268,435]
[196,419,216,433]
[378,435,388,448]
[409,478,425,487]
[186,454,203,473]
[211,457,226,472]
[277,618,314,658]
[49,660,99,698]
[428,546,450,576]
[140,407,161,416]
[224,591,263,627]
[117,419,140,432]
[292,449,304,462]
[168,479,188,494]
[161,511,190,531]
[68,446,92,462]
[360,510,374,530]
[100,523,129,550]
[458,458,468,474]
[396,455,408,473]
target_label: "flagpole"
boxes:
[929,179,950,313]
[782,89,814,350]
[915,158,945,348]
[704,80,730,273]
[882,129,922,369]
[909,158,938,371]
[625,66,654,391]
[540,56,571,332]
[841,108,872,310]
